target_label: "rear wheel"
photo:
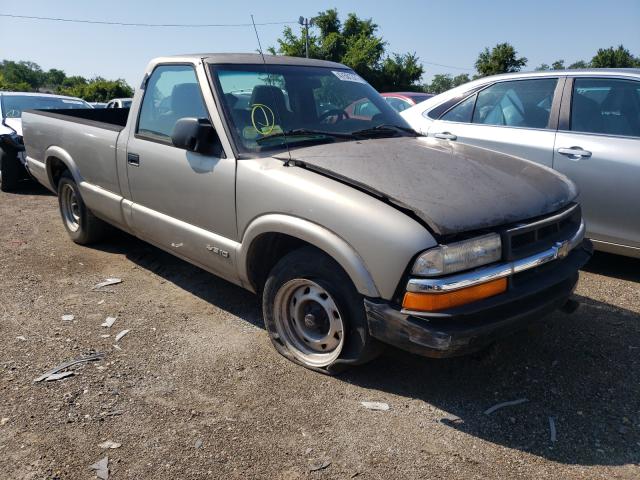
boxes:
[57,172,108,244]
[0,147,23,192]
[262,247,382,374]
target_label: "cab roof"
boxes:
[161,53,349,69]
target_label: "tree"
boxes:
[475,43,527,77]
[0,60,45,91]
[45,68,66,88]
[425,73,470,94]
[568,60,589,69]
[590,45,639,68]
[270,9,423,91]
[536,60,565,71]
[60,77,133,102]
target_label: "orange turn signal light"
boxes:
[402,278,507,312]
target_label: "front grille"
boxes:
[501,204,581,261]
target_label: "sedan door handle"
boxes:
[434,132,457,141]
[127,153,140,166]
[557,147,592,158]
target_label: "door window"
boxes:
[440,94,476,123]
[472,79,557,129]
[571,78,640,137]
[137,65,208,141]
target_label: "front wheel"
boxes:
[262,247,382,374]
[57,172,108,245]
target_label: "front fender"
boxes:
[237,214,380,298]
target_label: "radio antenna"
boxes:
[250,14,293,165]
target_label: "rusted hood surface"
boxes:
[277,137,577,236]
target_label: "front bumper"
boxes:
[365,240,592,358]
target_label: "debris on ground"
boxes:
[16,336,26,341]
[97,299,105,305]
[483,398,528,415]
[549,417,557,443]
[61,314,74,322]
[194,438,203,449]
[0,418,8,426]
[101,316,117,328]
[309,459,331,472]
[98,440,121,449]
[114,330,130,343]
[100,334,111,338]
[92,278,122,290]
[33,352,105,382]
[360,401,390,411]
[45,371,75,381]
[89,456,109,479]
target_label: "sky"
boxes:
[1,0,639,88]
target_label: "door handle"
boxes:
[557,147,592,158]
[127,153,140,166]
[434,132,457,141]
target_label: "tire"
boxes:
[0,147,23,192]
[262,246,382,374]
[57,172,108,245]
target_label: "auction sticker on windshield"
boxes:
[332,71,367,84]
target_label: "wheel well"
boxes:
[246,233,312,293]
[47,157,69,189]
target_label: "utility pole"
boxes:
[298,16,314,58]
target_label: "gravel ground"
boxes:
[1,184,639,479]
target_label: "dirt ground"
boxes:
[1,183,639,480]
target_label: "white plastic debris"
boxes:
[0,418,9,426]
[16,336,26,341]
[33,353,105,382]
[114,329,130,343]
[98,440,121,449]
[100,334,111,338]
[45,371,75,381]
[549,416,557,442]
[89,456,109,480]
[97,299,105,305]
[360,401,390,411]
[484,398,528,415]
[101,316,117,328]
[61,314,75,322]
[92,278,122,290]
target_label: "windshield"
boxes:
[209,64,413,153]
[1,95,91,118]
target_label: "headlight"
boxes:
[412,233,502,276]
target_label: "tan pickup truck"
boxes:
[22,53,592,373]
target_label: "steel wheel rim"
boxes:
[273,278,345,367]
[61,183,81,232]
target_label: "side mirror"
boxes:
[171,117,220,155]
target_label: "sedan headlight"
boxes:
[412,233,502,276]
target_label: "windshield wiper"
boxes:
[351,124,418,138]
[255,128,354,144]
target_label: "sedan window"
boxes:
[440,94,476,123]
[571,78,640,137]
[472,79,558,129]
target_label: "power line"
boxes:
[422,61,474,72]
[0,13,296,28]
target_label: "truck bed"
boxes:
[25,107,129,132]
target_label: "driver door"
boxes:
[126,63,238,278]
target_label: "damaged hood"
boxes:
[276,137,576,236]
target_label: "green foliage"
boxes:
[425,73,470,94]
[590,45,639,68]
[568,60,589,69]
[270,9,423,91]
[0,59,133,101]
[475,43,527,77]
[59,77,133,102]
[536,60,565,71]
